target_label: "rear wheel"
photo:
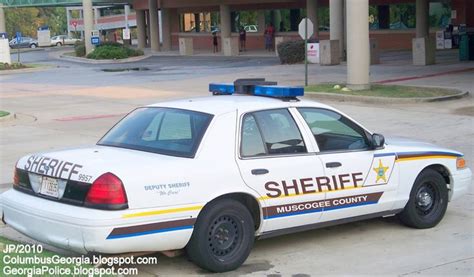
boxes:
[30,44,37,49]
[56,42,62,46]
[186,199,254,272]
[398,169,448,229]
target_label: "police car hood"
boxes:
[385,136,463,156]
[17,145,191,184]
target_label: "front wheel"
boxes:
[30,44,37,48]
[398,169,448,229]
[186,199,255,272]
[56,42,62,46]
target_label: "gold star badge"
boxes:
[373,159,389,183]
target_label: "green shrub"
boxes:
[125,47,144,57]
[0,63,27,70]
[97,41,123,48]
[86,45,144,60]
[87,45,128,59]
[74,40,86,57]
[277,40,305,64]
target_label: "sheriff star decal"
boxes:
[373,159,389,183]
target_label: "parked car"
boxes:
[0,79,471,272]
[51,35,80,46]
[9,37,38,49]
[244,25,258,32]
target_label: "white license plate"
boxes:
[40,176,59,198]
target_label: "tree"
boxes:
[5,7,67,38]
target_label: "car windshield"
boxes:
[98,107,213,158]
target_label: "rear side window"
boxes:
[98,107,213,158]
[241,109,307,157]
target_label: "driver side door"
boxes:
[296,108,399,222]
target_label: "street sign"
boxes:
[298,18,314,40]
[298,18,314,86]
[91,37,100,45]
[91,30,100,37]
[123,28,130,40]
[307,43,320,63]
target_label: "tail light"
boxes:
[13,166,20,187]
[85,172,128,209]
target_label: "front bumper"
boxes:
[0,189,194,254]
[450,168,472,201]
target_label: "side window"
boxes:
[241,109,307,157]
[297,108,370,152]
[241,115,266,157]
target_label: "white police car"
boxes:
[0,79,471,272]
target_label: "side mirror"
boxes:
[371,133,385,149]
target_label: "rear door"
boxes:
[236,108,327,233]
[296,108,399,222]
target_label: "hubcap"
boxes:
[208,215,241,257]
[417,191,433,207]
[415,183,437,215]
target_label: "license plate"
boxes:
[40,176,59,198]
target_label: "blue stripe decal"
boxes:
[265,201,378,220]
[323,201,378,211]
[374,153,396,157]
[106,225,194,240]
[265,208,324,219]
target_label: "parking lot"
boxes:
[0,48,473,275]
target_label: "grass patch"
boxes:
[0,63,29,71]
[0,111,10,117]
[305,83,458,98]
[63,52,77,57]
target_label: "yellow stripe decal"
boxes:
[122,205,203,219]
[396,155,457,162]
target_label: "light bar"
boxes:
[209,80,304,99]
[254,85,304,98]
[209,83,234,95]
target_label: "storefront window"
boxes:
[180,12,212,32]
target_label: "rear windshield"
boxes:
[98,107,213,158]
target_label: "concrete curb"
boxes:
[59,53,151,64]
[304,90,469,104]
[10,47,44,54]
[0,112,15,122]
[0,65,52,75]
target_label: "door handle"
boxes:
[251,168,269,175]
[326,162,342,168]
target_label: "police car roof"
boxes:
[147,95,332,115]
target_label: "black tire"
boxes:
[30,44,37,49]
[186,199,255,272]
[398,169,448,229]
[56,42,62,46]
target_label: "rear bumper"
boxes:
[0,189,195,254]
[450,168,472,201]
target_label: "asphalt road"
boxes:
[0,48,473,276]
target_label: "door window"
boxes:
[241,109,307,157]
[297,108,370,152]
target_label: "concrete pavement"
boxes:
[0,48,473,275]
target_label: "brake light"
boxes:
[85,173,128,206]
[13,166,20,187]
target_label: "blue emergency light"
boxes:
[209,78,304,100]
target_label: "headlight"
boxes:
[456,157,466,169]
